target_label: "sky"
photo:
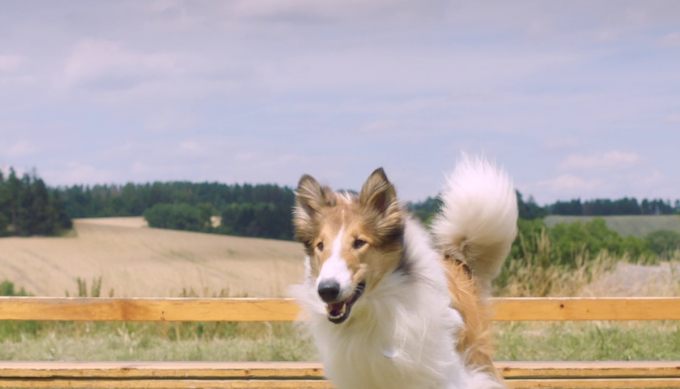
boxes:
[0,1,679,204]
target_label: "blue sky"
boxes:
[0,1,679,203]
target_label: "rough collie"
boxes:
[291,156,518,389]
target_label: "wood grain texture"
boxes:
[1,378,679,389]
[506,378,680,388]
[1,361,678,379]
[0,297,300,322]
[0,379,332,388]
[1,297,679,322]
[497,361,680,378]
[491,297,680,321]
[0,362,324,379]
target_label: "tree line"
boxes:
[61,181,296,240]
[2,165,679,241]
[411,192,680,222]
[0,169,72,236]
[548,197,679,216]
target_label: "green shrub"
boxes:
[144,203,212,232]
[0,280,41,340]
[645,230,680,258]
[496,218,654,296]
[219,202,293,240]
[0,280,30,296]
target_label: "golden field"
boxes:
[0,218,305,297]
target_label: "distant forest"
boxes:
[0,169,72,236]
[61,182,295,240]
[1,166,679,238]
[408,192,680,223]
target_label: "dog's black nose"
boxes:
[317,280,341,302]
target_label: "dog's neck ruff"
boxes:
[292,218,501,389]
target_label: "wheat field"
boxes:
[0,218,305,297]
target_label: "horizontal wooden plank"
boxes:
[1,297,679,322]
[498,361,680,379]
[0,379,332,388]
[0,297,300,322]
[507,378,680,388]
[1,361,679,379]
[0,362,324,379]
[1,378,679,389]
[492,297,680,321]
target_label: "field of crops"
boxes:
[0,218,304,297]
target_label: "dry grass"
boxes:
[0,217,304,297]
[580,259,680,297]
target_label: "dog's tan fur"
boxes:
[442,258,501,380]
[293,170,406,295]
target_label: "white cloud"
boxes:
[44,162,117,185]
[560,151,641,170]
[665,113,680,124]
[357,120,398,134]
[60,39,183,91]
[179,140,201,153]
[543,136,581,151]
[537,174,603,192]
[143,112,196,133]
[0,55,22,72]
[2,140,37,158]
[659,32,680,47]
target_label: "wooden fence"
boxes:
[1,297,679,388]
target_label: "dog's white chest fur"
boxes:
[316,284,468,389]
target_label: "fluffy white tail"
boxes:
[432,156,518,294]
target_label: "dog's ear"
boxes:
[359,168,403,241]
[294,174,334,246]
[360,168,396,214]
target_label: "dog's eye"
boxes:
[352,238,367,250]
[316,241,324,252]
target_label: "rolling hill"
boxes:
[0,218,305,297]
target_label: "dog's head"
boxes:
[293,168,405,324]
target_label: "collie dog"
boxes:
[291,157,518,389]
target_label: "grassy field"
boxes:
[1,320,678,362]
[0,217,304,297]
[545,214,680,237]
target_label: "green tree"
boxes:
[144,203,211,232]
[408,197,442,225]
[645,230,680,258]
[516,191,547,219]
[220,202,293,240]
[0,168,72,236]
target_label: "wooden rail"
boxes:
[1,297,679,322]
[1,297,679,388]
[0,361,679,388]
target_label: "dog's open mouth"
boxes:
[325,282,365,324]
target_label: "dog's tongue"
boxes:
[327,302,345,317]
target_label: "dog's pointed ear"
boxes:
[359,168,397,215]
[359,168,404,242]
[293,174,334,245]
[359,168,403,242]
